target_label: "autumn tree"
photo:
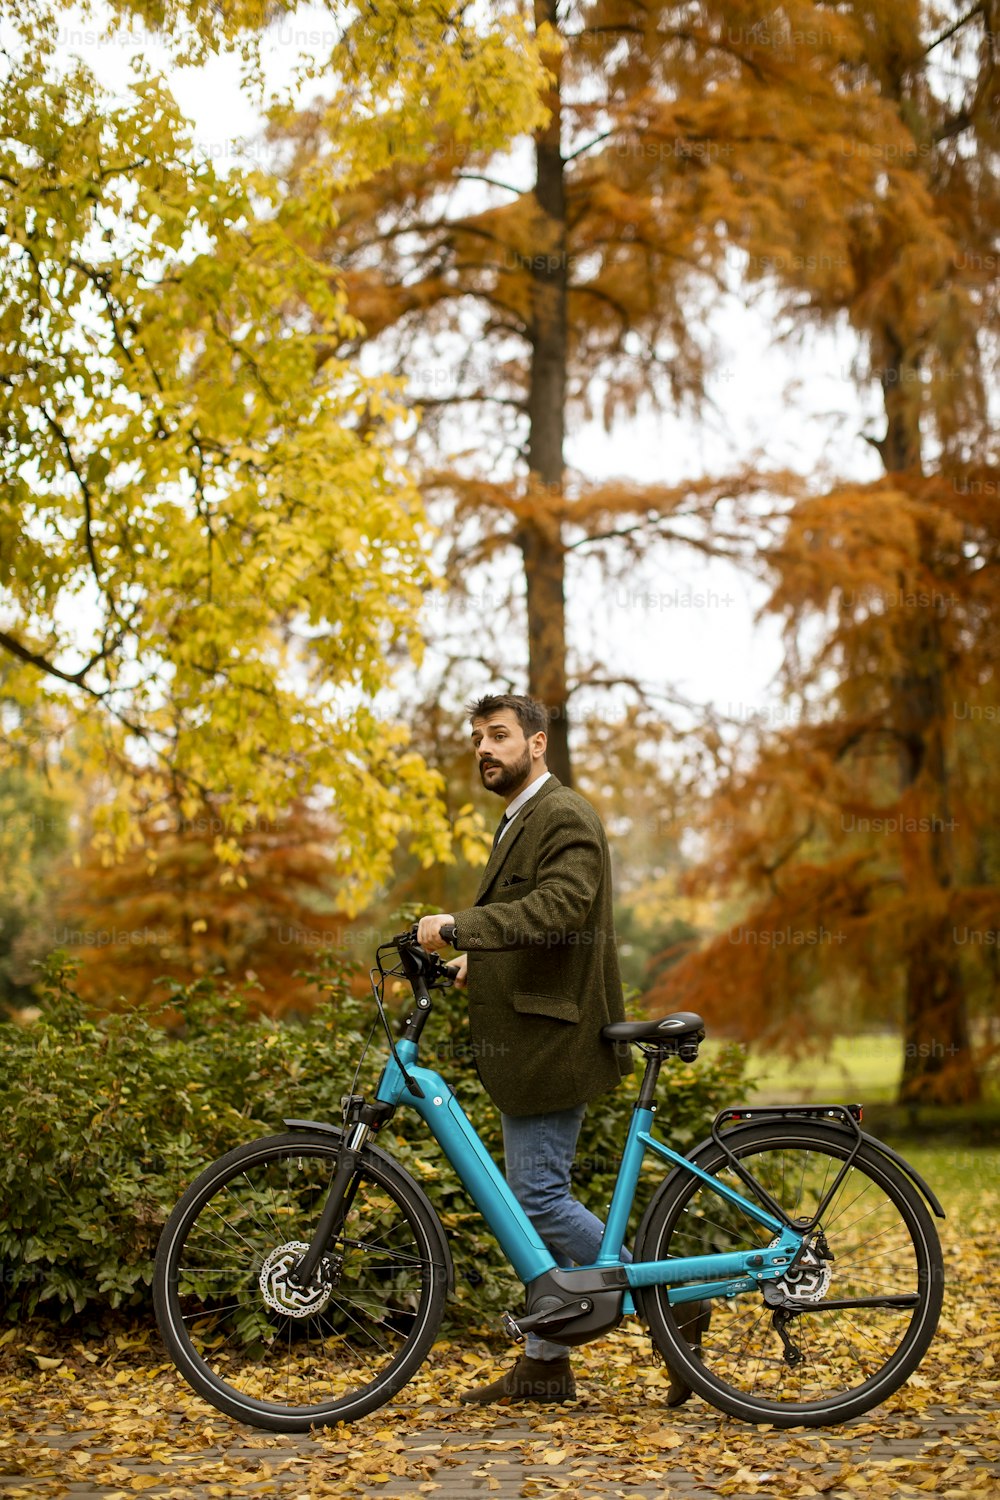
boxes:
[265,0,929,783]
[37,798,354,1015]
[648,1,1000,1104]
[0,0,547,910]
[250,0,1000,1103]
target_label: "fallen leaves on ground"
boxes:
[1,1180,997,1499]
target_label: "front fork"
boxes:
[287,1121,372,1292]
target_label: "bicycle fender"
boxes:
[858,1131,946,1219]
[282,1118,456,1291]
[285,1118,344,1137]
[709,1113,945,1222]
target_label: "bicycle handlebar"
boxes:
[387,924,459,992]
[392,922,457,949]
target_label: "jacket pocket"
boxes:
[512,991,580,1024]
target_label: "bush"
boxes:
[0,952,747,1331]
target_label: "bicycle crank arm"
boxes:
[502,1299,595,1341]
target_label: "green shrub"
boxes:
[0,951,747,1332]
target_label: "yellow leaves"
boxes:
[0,1313,993,1500]
[453,804,492,868]
[273,5,548,194]
[646,1426,684,1449]
[2,8,477,902]
[211,839,242,869]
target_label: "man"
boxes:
[416,691,631,1404]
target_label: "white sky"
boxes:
[46,3,887,731]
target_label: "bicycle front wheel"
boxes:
[635,1121,943,1426]
[153,1131,450,1431]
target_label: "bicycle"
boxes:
[153,926,945,1431]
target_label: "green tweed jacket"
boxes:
[450,775,631,1116]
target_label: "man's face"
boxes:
[471,710,542,797]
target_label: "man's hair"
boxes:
[467,693,549,739]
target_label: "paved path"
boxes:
[5,1399,996,1498]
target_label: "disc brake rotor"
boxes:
[259,1241,335,1318]
[772,1242,833,1303]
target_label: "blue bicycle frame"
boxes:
[376,1041,804,1312]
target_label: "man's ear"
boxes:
[531,730,547,763]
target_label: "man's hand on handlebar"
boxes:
[416,913,456,952]
[444,953,467,989]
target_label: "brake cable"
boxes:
[369,942,426,1099]
[342,1006,380,1126]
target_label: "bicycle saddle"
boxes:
[602,1011,705,1043]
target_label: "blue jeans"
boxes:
[501,1103,632,1361]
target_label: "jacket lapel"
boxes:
[474,775,560,903]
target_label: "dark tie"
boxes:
[491,812,510,850]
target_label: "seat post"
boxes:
[635,1049,662,1110]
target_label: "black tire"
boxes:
[153,1131,450,1431]
[634,1121,943,1427]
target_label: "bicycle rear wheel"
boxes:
[635,1121,942,1426]
[154,1131,450,1431]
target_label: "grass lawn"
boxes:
[900,1142,999,1218]
[704,1033,1000,1147]
[738,1033,903,1104]
[718,1032,997,1106]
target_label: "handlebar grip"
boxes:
[392,922,456,948]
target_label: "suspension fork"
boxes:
[287,1122,371,1290]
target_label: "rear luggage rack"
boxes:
[716,1103,863,1130]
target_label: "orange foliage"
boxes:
[647,471,1000,1102]
[49,803,352,1017]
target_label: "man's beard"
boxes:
[479,745,531,796]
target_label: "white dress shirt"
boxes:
[495,770,551,845]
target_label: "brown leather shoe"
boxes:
[460,1353,576,1405]
[665,1300,711,1407]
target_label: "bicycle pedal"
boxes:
[501,1311,525,1342]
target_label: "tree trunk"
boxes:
[876,328,921,475]
[900,916,980,1103]
[520,0,571,786]
[875,332,980,1104]
[893,637,980,1103]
